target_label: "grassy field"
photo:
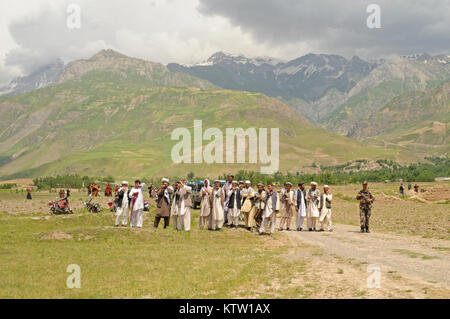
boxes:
[0,182,448,298]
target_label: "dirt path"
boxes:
[283,223,450,288]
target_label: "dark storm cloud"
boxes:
[197,0,450,57]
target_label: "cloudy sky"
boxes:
[0,0,449,86]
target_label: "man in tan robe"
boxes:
[199,179,213,230]
[177,179,192,231]
[154,178,173,229]
[279,182,295,231]
[253,183,267,230]
[241,180,256,231]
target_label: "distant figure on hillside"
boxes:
[59,189,66,199]
[356,181,374,233]
[105,184,112,197]
[26,188,32,200]
[92,184,100,197]
[66,189,71,198]
[414,184,419,193]
[408,183,412,191]
[399,184,405,198]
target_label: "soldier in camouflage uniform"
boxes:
[356,181,374,233]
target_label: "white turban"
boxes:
[161,178,169,183]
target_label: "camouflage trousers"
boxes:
[359,206,371,229]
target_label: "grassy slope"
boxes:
[0,68,404,179]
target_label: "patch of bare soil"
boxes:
[41,231,73,240]
[419,184,450,202]
[279,223,450,298]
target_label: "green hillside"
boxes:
[321,57,450,137]
[0,52,411,179]
[355,82,450,155]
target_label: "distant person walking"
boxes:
[414,184,419,193]
[399,184,405,198]
[26,188,32,200]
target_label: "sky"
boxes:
[0,0,449,86]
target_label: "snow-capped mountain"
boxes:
[0,59,65,96]
[168,52,378,101]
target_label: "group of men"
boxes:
[113,175,375,235]
[196,175,335,236]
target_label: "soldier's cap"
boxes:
[363,181,368,185]
[232,180,239,185]
[298,182,305,186]
[257,183,265,187]
[285,182,292,186]
[239,180,244,184]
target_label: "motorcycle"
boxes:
[108,200,117,213]
[85,199,102,214]
[48,198,73,215]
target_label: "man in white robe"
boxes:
[129,179,147,228]
[307,182,320,231]
[295,182,307,231]
[259,183,279,236]
[177,179,192,231]
[211,180,225,230]
[115,181,130,227]
[199,179,213,230]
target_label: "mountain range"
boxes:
[0,50,407,179]
[0,49,447,178]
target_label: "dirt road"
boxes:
[284,223,450,287]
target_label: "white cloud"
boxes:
[0,0,448,86]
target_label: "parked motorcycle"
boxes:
[48,198,73,215]
[85,199,102,214]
